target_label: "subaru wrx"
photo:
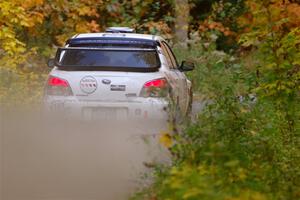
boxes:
[44,27,194,122]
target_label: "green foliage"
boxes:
[193,0,247,51]
[133,27,299,199]
[133,2,299,199]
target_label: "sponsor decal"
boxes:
[111,85,126,91]
[80,76,98,94]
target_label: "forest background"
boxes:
[0,0,299,199]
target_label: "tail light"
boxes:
[45,76,73,96]
[140,78,169,97]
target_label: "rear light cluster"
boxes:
[140,78,169,97]
[45,76,73,96]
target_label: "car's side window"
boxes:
[160,42,175,69]
[162,42,179,69]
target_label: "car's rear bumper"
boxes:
[43,96,169,121]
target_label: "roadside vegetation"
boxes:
[133,1,300,199]
[0,0,299,199]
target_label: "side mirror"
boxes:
[179,61,195,72]
[47,58,55,68]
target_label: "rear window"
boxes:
[55,48,160,72]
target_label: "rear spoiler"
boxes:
[56,47,157,51]
[66,37,160,47]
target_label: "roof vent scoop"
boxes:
[105,27,135,33]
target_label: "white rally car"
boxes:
[44,27,194,122]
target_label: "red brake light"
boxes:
[144,79,167,88]
[48,77,69,87]
[45,76,73,96]
[140,78,169,97]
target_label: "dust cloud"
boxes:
[0,108,171,200]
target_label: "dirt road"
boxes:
[1,101,203,200]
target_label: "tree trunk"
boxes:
[174,0,189,47]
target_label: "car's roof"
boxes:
[73,33,162,41]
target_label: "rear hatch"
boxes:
[50,37,164,102]
[53,71,163,102]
